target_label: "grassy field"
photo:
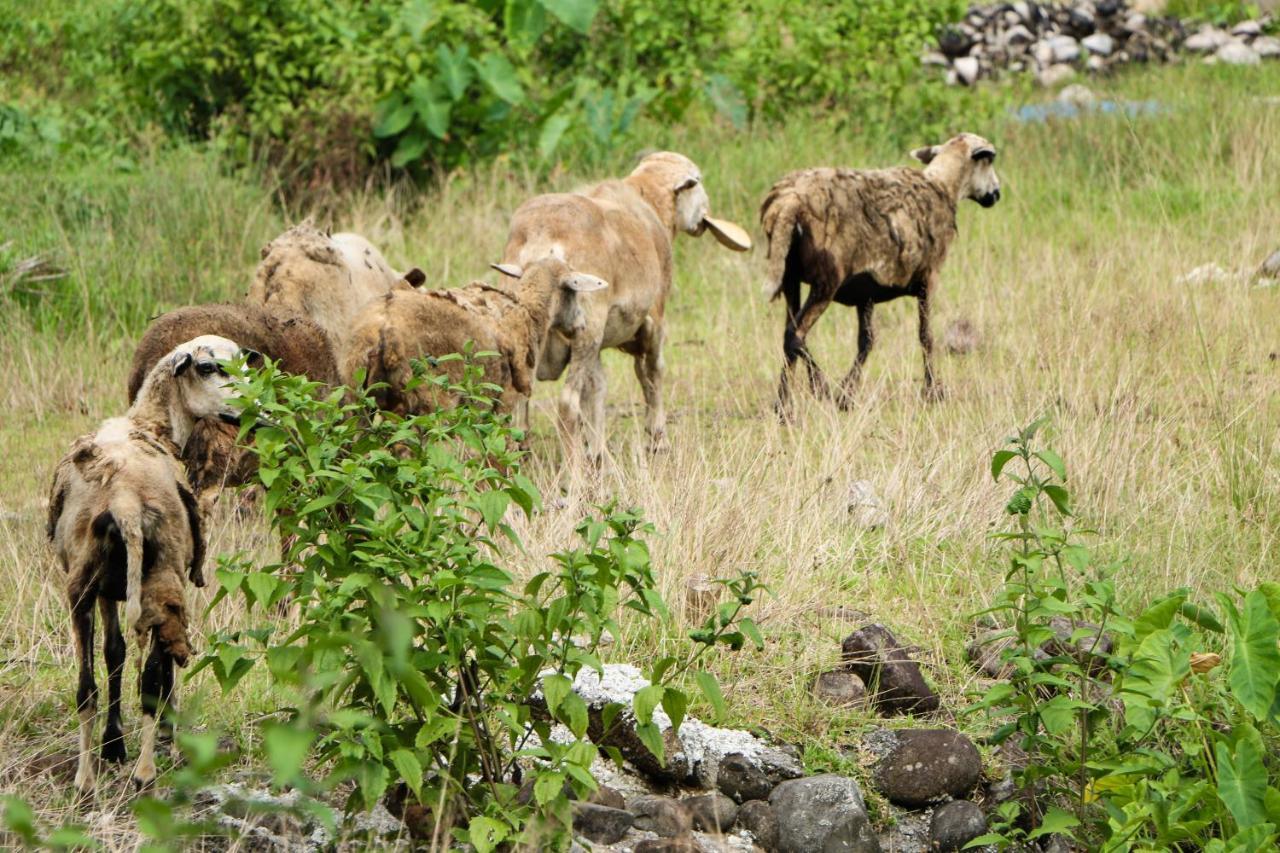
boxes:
[2,61,1279,842]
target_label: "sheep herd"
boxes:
[45,138,1002,796]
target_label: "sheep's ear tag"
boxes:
[566,273,608,292]
[703,216,752,252]
[911,145,940,164]
[171,352,194,377]
[403,267,426,287]
[492,263,523,279]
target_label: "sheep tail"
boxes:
[108,494,145,632]
[760,191,800,301]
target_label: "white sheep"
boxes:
[501,151,750,465]
[47,336,254,793]
[759,133,1001,412]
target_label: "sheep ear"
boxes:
[403,267,426,287]
[564,273,608,293]
[911,145,940,164]
[492,263,523,279]
[171,352,194,377]
[674,175,699,192]
[239,348,265,369]
[971,147,996,162]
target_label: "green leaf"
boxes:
[534,770,565,806]
[435,44,472,100]
[1035,449,1067,481]
[634,721,665,764]
[473,52,524,105]
[539,0,599,34]
[477,489,509,531]
[633,684,664,726]
[740,618,765,649]
[1121,626,1190,734]
[991,449,1018,481]
[390,749,423,800]
[1217,725,1268,829]
[537,113,571,160]
[391,130,430,169]
[696,671,726,723]
[374,98,414,138]
[1037,695,1085,736]
[1042,484,1072,516]
[467,815,508,853]
[1027,806,1080,840]
[542,673,572,716]
[661,687,688,733]
[561,692,588,739]
[1180,600,1224,633]
[1226,591,1280,722]
[263,722,313,786]
[1134,591,1187,642]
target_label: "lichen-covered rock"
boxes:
[717,753,776,803]
[573,802,634,844]
[929,800,988,852]
[813,669,869,707]
[629,795,694,837]
[769,774,881,853]
[737,800,780,851]
[873,729,982,807]
[685,792,739,833]
[840,624,940,715]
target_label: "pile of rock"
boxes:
[925,0,1278,87]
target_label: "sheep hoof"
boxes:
[74,769,96,799]
[131,770,156,792]
[101,733,127,764]
[923,383,947,403]
[647,432,670,455]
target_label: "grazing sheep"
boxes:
[247,223,425,358]
[47,335,251,794]
[342,256,607,417]
[127,303,338,512]
[501,151,750,464]
[760,133,1001,411]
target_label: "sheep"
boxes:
[47,335,254,794]
[342,256,607,417]
[500,151,750,465]
[759,133,1001,412]
[126,303,339,512]
[247,222,425,359]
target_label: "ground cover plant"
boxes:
[1,0,1279,847]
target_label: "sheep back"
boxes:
[760,167,958,298]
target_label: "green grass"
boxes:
[2,60,1280,843]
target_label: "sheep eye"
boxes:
[196,362,216,377]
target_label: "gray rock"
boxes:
[943,318,980,355]
[1032,40,1057,66]
[1217,41,1262,65]
[1038,64,1077,87]
[954,56,981,85]
[769,774,881,853]
[630,795,694,837]
[1048,35,1081,62]
[1004,24,1036,47]
[1231,20,1263,37]
[840,624,940,715]
[1185,26,1230,52]
[1082,32,1114,55]
[685,792,739,833]
[590,784,628,811]
[573,802,634,844]
[965,629,1017,678]
[1257,249,1280,280]
[1058,83,1096,106]
[1255,36,1280,58]
[873,729,982,807]
[737,800,780,851]
[846,481,889,529]
[922,51,950,67]
[813,669,869,707]
[634,837,701,853]
[717,753,775,803]
[929,801,988,852]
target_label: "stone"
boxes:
[572,802,634,844]
[1048,35,1081,63]
[846,480,888,529]
[737,800,780,851]
[965,629,1017,678]
[1082,32,1114,56]
[629,795,694,837]
[1231,20,1263,37]
[943,318,979,355]
[717,752,775,803]
[1086,54,1106,72]
[873,729,983,807]
[1254,36,1280,58]
[1177,263,1238,285]
[954,56,981,85]
[590,784,627,811]
[1032,39,1056,66]
[686,574,720,625]
[564,666,692,782]
[769,774,880,853]
[813,669,869,707]
[939,27,977,57]
[634,838,701,853]
[929,800,988,852]
[1185,26,1230,52]
[1257,249,1280,281]
[685,792,739,833]
[1004,24,1036,47]
[922,51,950,67]
[1038,63,1077,87]
[1123,12,1148,32]
[840,624,940,715]
[1217,41,1262,65]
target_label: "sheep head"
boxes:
[492,257,609,337]
[168,335,261,425]
[630,152,751,251]
[911,133,1001,208]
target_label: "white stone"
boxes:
[1185,26,1230,52]
[1049,35,1082,63]
[1033,39,1057,66]
[1038,63,1077,87]
[1082,32,1114,55]
[1231,20,1263,37]
[1004,23,1036,47]
[954,56,981,85]
[1087,55,1107,72]
[1124,12,1147,32]
[1176,263,1242,286]
[846,480,889,529]
[1253,36,1280,57]
[922,51,949,67]
[1058,83,1096,105]
[1217,41,1262,65]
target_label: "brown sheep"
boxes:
[127,303,338,513]
[760,133,1001,412]
[342,256,607,418]
[247,223,424,360]
[48,336,251,794]
[501,152,749,465]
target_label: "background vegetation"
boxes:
[2,0,1279,848]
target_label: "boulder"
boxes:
[634,838,701,853]
[954,56,982,85]
[1256,249,1280,281]
[717,752,775,803]
[769,774,881,853]
[1254,37,1280,58]
[590,785,628,811]
[840,624,940,715]
[929,800,988,852]
[737,800,780,851]
[629,795,694,837]
[813,669,869,707]
[1048,35,1081,62]
[872,729,983,807]
[572,802,634,844]
[1216,41,1261,65]
[684,792,739,833]
[1038,63,1077,87]
[1185,26,1230,52]
[1082,32,1114,55]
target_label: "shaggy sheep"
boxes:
[127,303,339,511]
[342,256,607,416]
[247,223,424,358]
[500,151,750,464]
[760,133,1001,411]
[48,336,252,793]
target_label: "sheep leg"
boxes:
[780,289,834,406]
[132,631,174,789]
[98,598,128,764]
[71,593,98,795]
[917,287,943,401]
[631,317,668,452]
[558,343,606,470]
[837,302,876,410]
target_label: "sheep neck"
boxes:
[509,272,555,354]
[922,151,974,204]
[624,174,678,237]
[128,370,191,455]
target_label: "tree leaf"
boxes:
[537,113,571,160]
[1226,591,1280,722]
[991,449,1018,481]
[539,0,599,34]
[374,98,414,138]
[1216,724,1268,829]
[661,687,688,733]
[696,671,726,723]
[1035,449,1067,481]
[473,52,524,105]
[633,684,664,726]
[435,44,472,100]
[390,749,423,800]
[263,722,313,786]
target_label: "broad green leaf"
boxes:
[540,0,599,34]
[1226,591,1280,722]
[390,749,423,800]
[696,671,726,723]
[1121,626,1189,735]
[263,723,313,786]
[1217,724,1268,829]
[1027,806,1080,840]
[661,687,688,733]
[534,770,565,806]
[542,673,572,716]
[1180,600,1224,633]
[1042,484,1071,516]
[1037,695,1085,736]
[374,98,414,138]
[633,684,664,726]
[991,449,1018,481]
[537,113,571,160]
[467,815,508,853]
[477,489,509,531]
[435,44,472,100]
[1226,823,1277,852]
[473,52,524,105]
[505,0,548,44]
[635,721,665,764]
[561,692,588,739]
[1133,591,1187,643]
[391,130,430,169]
[1035,449,1067,480]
